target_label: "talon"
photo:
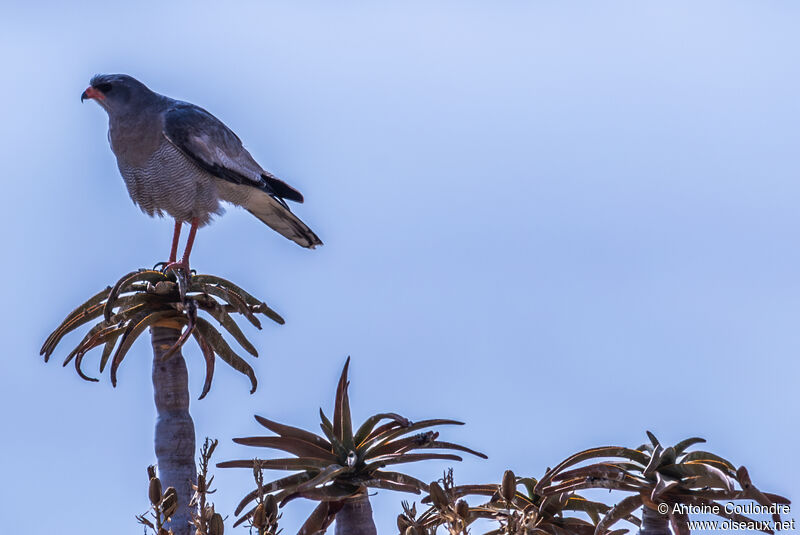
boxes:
[162,261,191,274]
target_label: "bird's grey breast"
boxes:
[108,111,163,167]
[110,115,222,224]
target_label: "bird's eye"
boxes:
[95,83,113,93]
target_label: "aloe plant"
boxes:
[535,432,791,535]
[41,269,283,535]
[398,468,631,535]
[219,357,487,535]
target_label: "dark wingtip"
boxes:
[262,174,304,203]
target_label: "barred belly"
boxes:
[117,142,222,225]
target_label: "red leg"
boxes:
[164,217,199,274]
[169,220,182,263]
[181,217,200,265]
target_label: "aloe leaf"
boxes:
[424,440,487,459]
[319,409,333,437]
[216,458,330,471]
[192,274,265,308]
[41,302,106,360]
[74,350,99,382]
[563,495,610,525]
[292,464,349,493]
[660,462,734,492]
[643,445,664,478]
[192,274,285,325]
[295,501,337,535]
[110,311,176,387]
[202,305,258,357]
[160,317,196,362]
[333,357,351,445]
[549,462,638,484]
[680,451,736,472]
[254,415,331,450]
[363,419,410,444]
[197,283,262,329]
[72,323,127,380]
[449,484,502,499]
[233,472,314,515]
[41,285,112,356]
[251,302,285,325]
[232,436,336,461]
[674,437,706,455]
[195,317,257,394]
[104,270,167,321]
[737,466,783,522]
[365,419,464,455]
[62,321,115,366]
[363,478,421,494]
[651,471,680,501]
[544,477,643,495]
[538,491,570,516]
[191,331,216,400]
[367,433,438,458]
[372,470,430,493]
[279,483,361,506]
[536,447,650,493]
[353,413,410,447]
[99,327,125,372]
[366,452,462,469]
[319,409,347,459]
[594,494,642,535]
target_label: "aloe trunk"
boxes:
[639,505,670,535]
[334,493,377,535]
[151,325,196,535]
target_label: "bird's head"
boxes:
[81,74,157,115]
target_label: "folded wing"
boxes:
[163,103,322,248]
[163,103,304,204]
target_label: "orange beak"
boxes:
[80,86,105,102]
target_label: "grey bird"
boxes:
[81,74,322,272]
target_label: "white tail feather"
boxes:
[245,192,322,249]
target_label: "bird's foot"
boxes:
[161,260,193,275]
[160,261,194,301]
[153,260,196,273]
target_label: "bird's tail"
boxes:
[246,192,323,249]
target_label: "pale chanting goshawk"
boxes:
[82,74,322,271]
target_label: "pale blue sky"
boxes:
[1,2,798,534]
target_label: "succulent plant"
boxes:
[218,357,487,532]
[535,432,791,534]
[399,468,630,535]
[40,269,283,398]
[137,465,179,534]
[190,438,225,535]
